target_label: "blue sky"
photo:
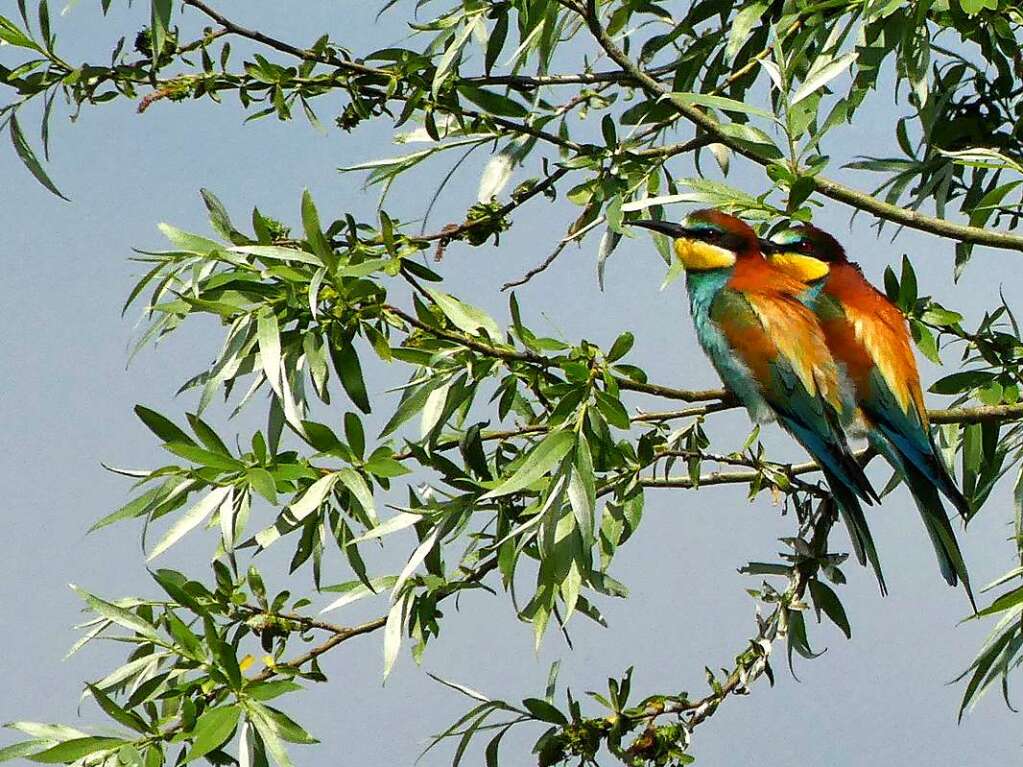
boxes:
[1,3,1021,765]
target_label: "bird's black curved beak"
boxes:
[630,219,691,239]
[757,238,779,254]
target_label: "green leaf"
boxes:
[930,371,994,395]
[567,439,595,547]
[432,22,474,94]
[134,405,194,445]
[347,512,422,545]
[336,467,377,524]
[426,288,502,339]
[244,681,303,701]
[256,308,282,397]
[458,85,528,118]
[150,0,172,66]
[668,92,777,122]
[164,443,242,471]
[229,245,322,266]
[287,473,339,523]
[85,684,148,733]
[157,223,221,255]
[378,382,431,438]
[247,707,295,767]
[383,592,410,679]
[184,706,241,763]
[257,706,317,745]
[147,486,233,561]
[724,2,767,61]
[0,17,43,50]
[522,698,567,725]
[9,113,68,200]
[808,580,851,639]
[320,575,398,613]
[72,587,160,641]
[29,738,126,764]
[791,52,857,105]
[300,189,336,269]
[480,431,575,499]
[0,740,54,763]
[248,468,278,504]
[594,390,630,429]
[606,332,634,362]
[330,341,371,414]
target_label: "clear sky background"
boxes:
[2,3,1022,765]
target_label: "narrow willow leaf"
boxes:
[319,575,398,613]
[347,512,422,545]
[9,113,68,200]
[383,592,410,679]
[238,721,252,767]
[477,146,515,201]
[0,740,54,763]
[6,724,87,742]
[668,92,778,122]
[71,588,160,641]
[724,2,767,61]
[425,288,502,339]
[184,705,241,763]
[300,189,335,268]
[480,431,574,499]
[289,474,338,523]
[432,22,474,94]
[331,341,371,414]
[308,268,325,319]
[392,527,440,600]
[157,223,221,255]
[28,737,126,764]
[336,468,376,524]
[567,439,596,547]
[246,705,294,767]
[229,245,322,266]
[133,405,195,445]
[150,0,171,65]
[256,308,282,397]
[147,486,233,561]
[420,378,453,439]
[791,52,857,105]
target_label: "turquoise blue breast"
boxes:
[685,270,772,422]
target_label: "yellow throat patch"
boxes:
[673,238,736,271]
[768,253,830,283]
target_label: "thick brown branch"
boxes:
[928,402,1023,424]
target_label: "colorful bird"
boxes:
[631,210,885,592]
[763,224,973,604]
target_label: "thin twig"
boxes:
[181,0,389,77]
[419,166,571,244]
[501,240,569,291]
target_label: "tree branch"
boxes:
[567,0,1023,252]
[419,166,571,244]
[181,0,390,78]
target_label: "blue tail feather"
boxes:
[869,432,975,608]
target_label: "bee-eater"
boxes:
[632,210,885,592]
[763,224,973,603]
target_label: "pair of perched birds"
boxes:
[632,210,972,604]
